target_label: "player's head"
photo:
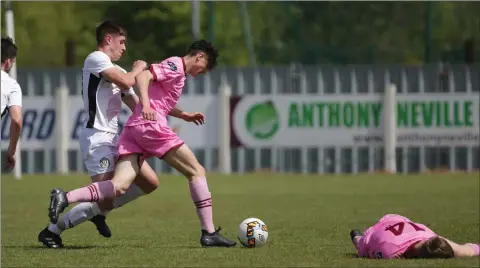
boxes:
[1,36,17,72]
[418,236,454,259]
[96,20,127,61]
[185,40,218,77]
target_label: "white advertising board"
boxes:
[232,93,480,147]
[1,96,219,150]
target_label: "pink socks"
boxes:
[189,177,215,233]
[66,181,115,203]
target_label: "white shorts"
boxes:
[79,128,119,176]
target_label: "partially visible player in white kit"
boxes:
[1,37,22,170]
[38,20,160,248]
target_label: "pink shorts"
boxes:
[118,123,184,160]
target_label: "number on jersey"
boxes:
[385,221,426,236]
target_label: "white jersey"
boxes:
[1,70,22,119]
[82,51,135,134]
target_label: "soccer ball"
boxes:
[237,218,269,248]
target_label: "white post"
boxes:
[384,84,397,173]
[191,0,200,40]
[55,87,69,174]
[5,4,16,81]
[218,82,232,174]
[5,2,21,179]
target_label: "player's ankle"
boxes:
[186,167,206,182]
[48,224,63,235]
[188,175,207,183]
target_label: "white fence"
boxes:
[1,64,479,175]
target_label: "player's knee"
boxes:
[135,168,160,194]
[142,179,159,194]
[151,179,160,190]
[186,164,206,181]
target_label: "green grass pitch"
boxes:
[2,172,479,267]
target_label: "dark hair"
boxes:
[418,236,455,259]
[95,20,127,45]
[188,40,219,70]
[1,36,17,64]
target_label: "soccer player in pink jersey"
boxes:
[47,40,237,248]
[350,214,480,259]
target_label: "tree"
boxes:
[1,1,478,67]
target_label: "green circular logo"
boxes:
[245,101,279,140]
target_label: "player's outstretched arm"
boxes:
[101,60,147,90]
[169,107,205,125]
[169,107,186,118]
[443,238,480,257]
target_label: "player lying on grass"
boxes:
[350,214,480,259]
[47,40,237,248]
[38,20,161,248]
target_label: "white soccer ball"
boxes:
[237,218,269,248]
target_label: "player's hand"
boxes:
[5,149,16,170]
[142,106,156,121]
[133,60,148,71]
[181,112,205,125]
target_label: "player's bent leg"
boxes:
[91,172,116,212]
[89,163,159,236]
[88,172,115,238]
[43,172,114,245]
[44,162,158,245]
[163,144,236,248]
[113,161,159,209]
[48,181,114,224]
[41,186,109,247]
[110,154,142,196]
[43,127,153,243]
[47,155,140,225]
[135,161,160,194]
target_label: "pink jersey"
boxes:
[357,214,437,259]
[125,56,186,126]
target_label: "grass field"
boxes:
[2,172,479,267]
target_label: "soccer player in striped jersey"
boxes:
[1,36,22,170]
[38,20,159,249]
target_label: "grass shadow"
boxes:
[3,245,99,250]
[343,252,359,258]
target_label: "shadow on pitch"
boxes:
[343,252,359,258]
[133,245,203,249]
[4,245,99,250]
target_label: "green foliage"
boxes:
[1,2,105,67]
[1,1,478,67]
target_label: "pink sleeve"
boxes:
[358,242,369,257]
[357,226,375,257]
[149,59,182,82]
